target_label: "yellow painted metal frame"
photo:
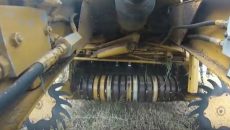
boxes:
[0,58,71,130]
[99,75,106,101]
[187,55,199,93]
[0,6,51,76]
[183,7,230,87]
[93,75,100,100]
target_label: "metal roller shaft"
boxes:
[74,75,181,102]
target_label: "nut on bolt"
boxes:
[11,32,24,47]
[56,32,82,58]
[44,26,53,36]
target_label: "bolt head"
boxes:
[217,106,225,116]
[44,26,52,35]
[11,32,23,47]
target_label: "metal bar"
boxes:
[128,54,154,61]
[183,45,230,87]
[187,55,199,93]
[73,57,184,64]
[182,0,230,87]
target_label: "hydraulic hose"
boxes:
[0,29,80,112]
[171,21,216,29]
[188,34,222,45]
[161,20,227,44]
[0,44,68,112]
[0,63,44,111]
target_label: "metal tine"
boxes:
[50,83,65,90]
[25,82,72,130]
[199,85,213,93]
[207,79,220,90]
[60,118,67,130]
[58,98,72,108]
[188,108,200,117]
[194,93,206,98]
[57,91,70,96]
[188,100,202,107]
[56,106,71,119]
[51,119,58,130]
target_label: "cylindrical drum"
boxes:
[115,0,156,31]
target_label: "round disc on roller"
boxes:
[75,78,82,99]
[112,75,119,101]
[120,75,126,101]
[99,75,106,101]
[157,76,165,101]
[106,75,112,101]
[170,77,177,100]
[145,75,153,102]
[79,77,84,99]
[132,75,138,102]
[151,76,158,102]
[82,76,88,99]
[93,75,100,101]
[126,75,132,102]
[164,76,171,101]
[138,75,145,102]
[87,75,94,100]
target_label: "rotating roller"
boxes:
[165,77,171,101]
[120,76,126,101]
[151,76,158,102]
[138,75,146,102]
[87,75,94,100]
[73,75,180,102]
[145,76,153,102]
[106,75,112,101]
[169,77,175,100]
[133,76,138,102]
[157,76,165,101]
[100,75,106,101]
[112,75,119,101]
[93,75,100,100]
[126,76,132,102]
[82,76,88,99]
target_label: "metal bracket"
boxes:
[222,17,230,57]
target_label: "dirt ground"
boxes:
[64,100,198,130]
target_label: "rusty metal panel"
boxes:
[169,1,202,45]
[0,6,51,77]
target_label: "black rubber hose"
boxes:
[188,34,222,45]
[172,21,216,29]
[161,20,216,44]
[0,63,44,112]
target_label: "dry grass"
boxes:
[65,101,198,130]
